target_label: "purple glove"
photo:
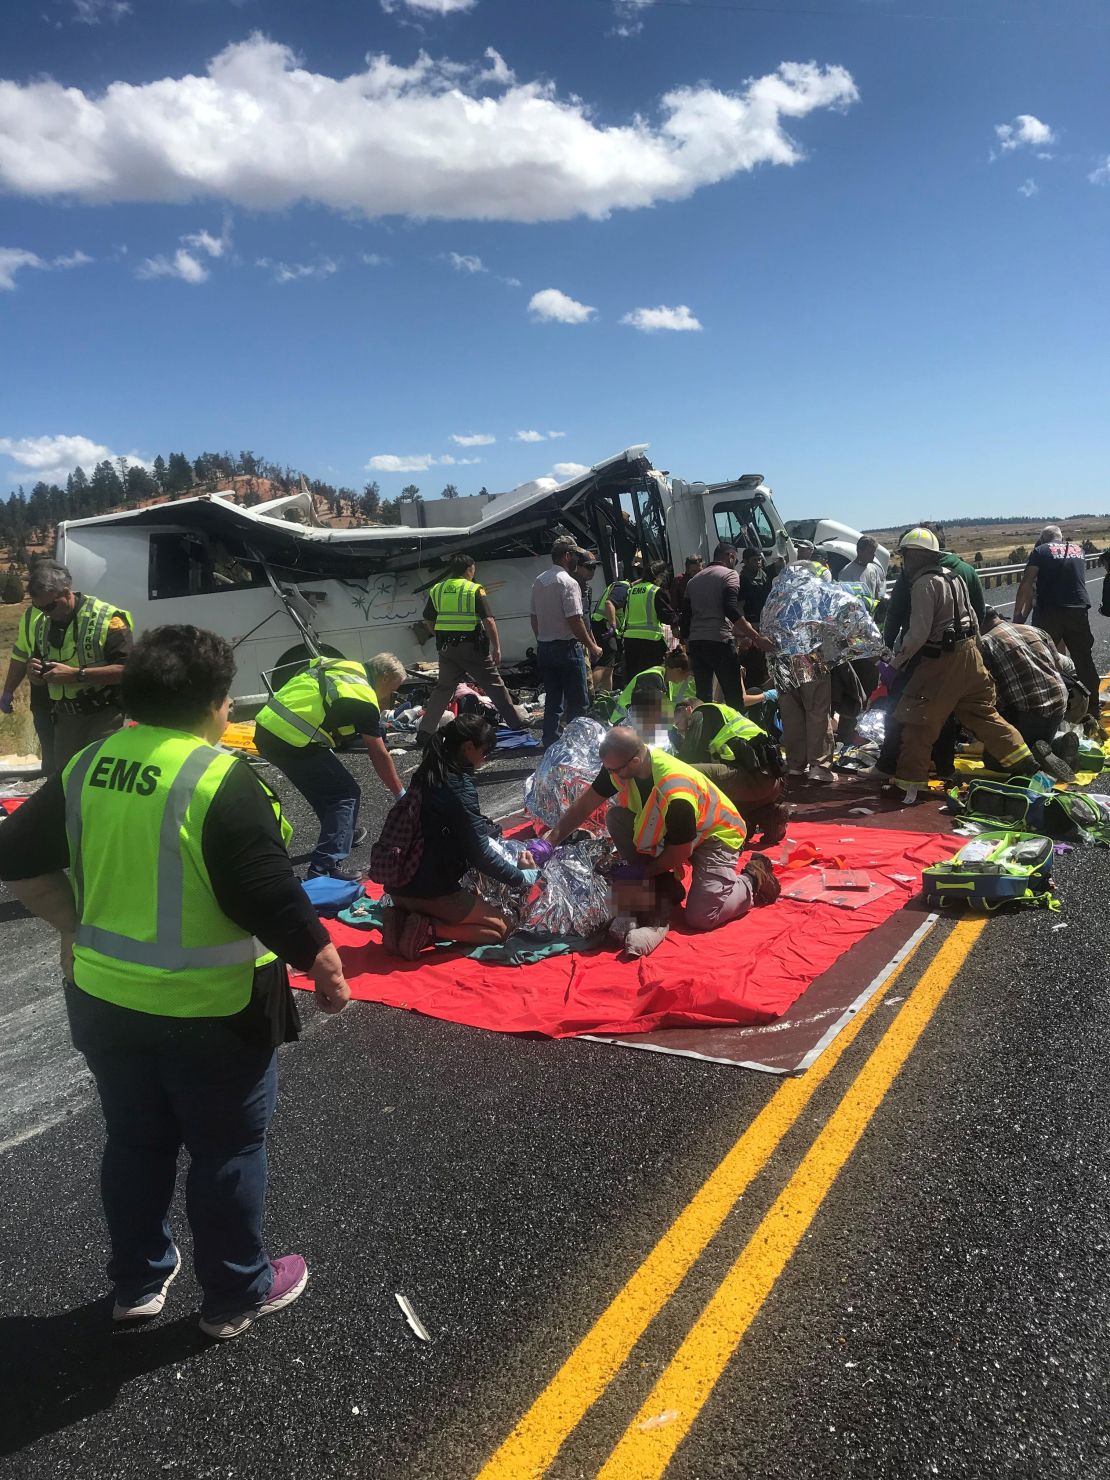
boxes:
[0,692,12,715]
[528,838,554,866]
[611,861,648,882]
[878,661,899,690]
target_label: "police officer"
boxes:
[620,560,677,680]
[254,650,407,879]
[673,697,789,847]
[0,624,350,1339]
[1,560,133,770]
[0,597,55,771]
[415,551,527,747]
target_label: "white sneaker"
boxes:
[807,763,837,784]
[112,1247,182,1322]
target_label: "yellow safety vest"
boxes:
[255,658,378,749]
[618,666,696,714]
[591,582,618,625]
[616,749,745,855]
[620,582,664,641]
[62,728,288,1018]
[11,605,44,663]
[703,703,768,762]
[840,580,879,614]
[430,577,483,634]
[33,594,133,700]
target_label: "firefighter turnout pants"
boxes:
[893,640,1034,788]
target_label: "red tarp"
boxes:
[293,822,954,1039]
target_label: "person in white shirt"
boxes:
[530,536,603,747]
[837,536,885,601]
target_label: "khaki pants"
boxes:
[893,642,1033,786]
[417,640,525,737]
[779,676,833,771]
[52,706,125,772]
[607,807,753,932]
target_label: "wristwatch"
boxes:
[77,666,87,683]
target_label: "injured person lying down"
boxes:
[540,725,780,956]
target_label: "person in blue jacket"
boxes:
[384,714,539,959]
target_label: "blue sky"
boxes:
[0,0,1107,527]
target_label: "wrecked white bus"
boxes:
[56,446,800,702]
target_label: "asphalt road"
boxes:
[1,599,1108,1480]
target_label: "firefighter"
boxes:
[415,552,527,745]
[254,652,406,879]
[886,527,1038,802]
[1,560,133,771]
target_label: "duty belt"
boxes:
[53,690,120,716]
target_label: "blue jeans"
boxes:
[66,985,277,1318]
[538,639,590,746]
[254,728,360,870]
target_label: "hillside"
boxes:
[865,516,1110,566]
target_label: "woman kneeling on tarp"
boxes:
[382,714,540,960]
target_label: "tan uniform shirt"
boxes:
[896,565,977,668]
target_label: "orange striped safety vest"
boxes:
[617,749,746,856]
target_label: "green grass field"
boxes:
[0,601,40,758]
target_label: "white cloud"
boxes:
[257,256,339,283]
[501,275,522,288]
[451,432,495,445]
[0,245,93,290]
[993,114,1056,156]
[0,40,858,224]
[367,453,440,473]
[73,0,131,23]
[547,430,566,438]
[1017,178,1038,198]
[528,288,596,324]
[446,252,485,273]
[621,302,702,332]
[382,0,476,12]
[138,223,229,284]
[552,461,589,480]
[480,48,514,87]
[138,248,209,284]
[361,252,388,265]
[1090,156,1110,186]
[514,430,548,443]
[0,433,148,484]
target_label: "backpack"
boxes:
[368,787,425,889]
[948,778,1053,833]
[923,832,1057,911]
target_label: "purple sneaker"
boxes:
[198,1255,309,1341]
[112,1246,182,1323]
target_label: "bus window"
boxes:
[714,501,776,553]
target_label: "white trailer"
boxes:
[57,447,800,703]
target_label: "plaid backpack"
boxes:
[368,786,424,889]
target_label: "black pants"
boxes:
[983,710,1059,771]
[622,637,668,682]
[688,640,743,707]
[1033,608,1100,717]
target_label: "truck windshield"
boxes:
[713,499,775,553]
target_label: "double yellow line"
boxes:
[476,918,985,1479]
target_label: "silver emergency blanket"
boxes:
[854,707,888,745]
[761,566,887,687]
[523,716,607,834]
[464,835,615,938]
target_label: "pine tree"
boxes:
[361,481,381,518]
[153,455,167,490]
[440,483,459,500]
[399,484,422,503]
[1,566,24,603]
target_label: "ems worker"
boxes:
[541,726,780,954]
[254,651,407,880]
[415,552,527,746]
[0,598,56,772]
[3,560,133,770]
[885,528,1037,802]
[0,625,350,1339]
[620,561,678,680]
[673,697,789,847]
[617,646,696,725]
